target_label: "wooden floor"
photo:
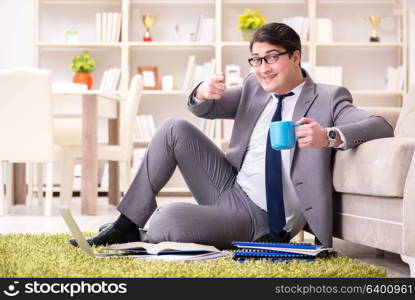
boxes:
[0,196,410,278]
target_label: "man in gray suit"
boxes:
[70,23,393,249]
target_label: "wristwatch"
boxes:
[326,128,337,147]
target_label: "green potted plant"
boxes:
[238,9,266,42]
[70,50,96,89]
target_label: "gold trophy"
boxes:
[367,16,382,42]
[142,13,157,42]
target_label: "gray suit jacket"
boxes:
[187,70,394,247]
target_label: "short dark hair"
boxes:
[250,22,301,57]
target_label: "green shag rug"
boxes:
[0,234,386,278]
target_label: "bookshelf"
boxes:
[34,0,408,192]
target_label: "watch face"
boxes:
[328,130,337,139]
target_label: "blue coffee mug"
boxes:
[269,121,300,150]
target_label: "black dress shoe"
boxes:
[69,224,140,247]
[98,222,113,232]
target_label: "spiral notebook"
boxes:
[232,241,334,256]
[233,248,315,263]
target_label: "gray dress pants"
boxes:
[117,118,270,249]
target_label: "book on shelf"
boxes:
[95,12,102,42]
[99,68,121,92]
[316,18,333,43]
[193,14,204,42]
[182,55,196,91]
[134,114,156,141]
[137,115,151,140]
[198,18,215,42]
[314,66,343,86]
[386,64,404,92]
[96,12,121,43]
[199,118,217,141]
[282,16,309,42]
[192,58,216,88]
[193,14,215,42]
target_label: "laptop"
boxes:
[59,206,129,258]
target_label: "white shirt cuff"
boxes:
[333,127,346,149]
[193,95,205,104]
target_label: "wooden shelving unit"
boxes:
[34,0,408,194]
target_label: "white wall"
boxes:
[0,0,33,68]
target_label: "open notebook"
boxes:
[59,206,229,262]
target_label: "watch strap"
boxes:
[327,128,337,147]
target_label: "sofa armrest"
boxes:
[333,137,415,197]
[358,106,401,129]
[403,152,415,257]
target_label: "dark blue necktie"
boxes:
[265,91,294,239]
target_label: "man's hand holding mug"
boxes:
[270,117,342,150]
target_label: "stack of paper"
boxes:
[232,241,335,262]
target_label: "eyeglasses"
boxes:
[248,51,291,67]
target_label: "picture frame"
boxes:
[137,66,160,90]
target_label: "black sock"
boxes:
[113,214,139,232]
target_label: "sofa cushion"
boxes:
[333,137,415,197]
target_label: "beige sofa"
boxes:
[333,90,415,277]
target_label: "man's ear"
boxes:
[292,50,301,66]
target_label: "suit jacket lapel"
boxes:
[290,71,318,164]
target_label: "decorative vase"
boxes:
[241,29,255,42]
[73,72,93,89]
